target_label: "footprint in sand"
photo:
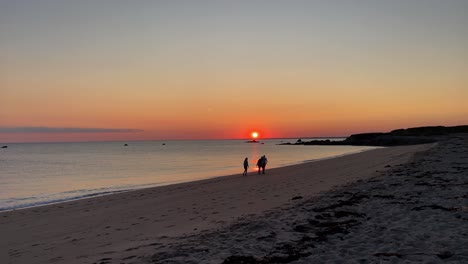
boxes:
[122,255,136,260]
[49,256,63,262]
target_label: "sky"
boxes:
[1,0,467,142]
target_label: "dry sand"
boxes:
[0,142,443,263]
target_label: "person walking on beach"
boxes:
[261,155,268,174]
[257,155,268,174]
[243,157,249,176]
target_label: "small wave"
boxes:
[0,180,185,212]
[0,189,130,212]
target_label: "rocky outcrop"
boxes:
[342,134,437,146]
[280,125,468,146]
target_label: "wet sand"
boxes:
[1,143,433,263]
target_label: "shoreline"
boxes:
[1,143,432,263]
[0,147,377,213]
[145,135,468,263]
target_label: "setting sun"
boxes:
[251,132,259,139]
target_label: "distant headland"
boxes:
[279,125,468,147]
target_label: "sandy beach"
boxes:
[3,1,467,263]
[2,139,462,263]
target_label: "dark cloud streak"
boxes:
[0,127,144,134]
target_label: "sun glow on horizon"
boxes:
[251,132,259,139]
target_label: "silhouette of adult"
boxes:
[257,155,268,174]
[261,155,268,174]
[243,157,249,176]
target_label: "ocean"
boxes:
[0,139,377,211]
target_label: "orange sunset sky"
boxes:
[1,1,467,142]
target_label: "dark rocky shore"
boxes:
[130,135,468,263]
[280,125,468,146]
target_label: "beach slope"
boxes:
[143,135,468,263]
[1,143,432,263]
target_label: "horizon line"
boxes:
[0,136,348,145]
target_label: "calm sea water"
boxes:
[0,139,377,211]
